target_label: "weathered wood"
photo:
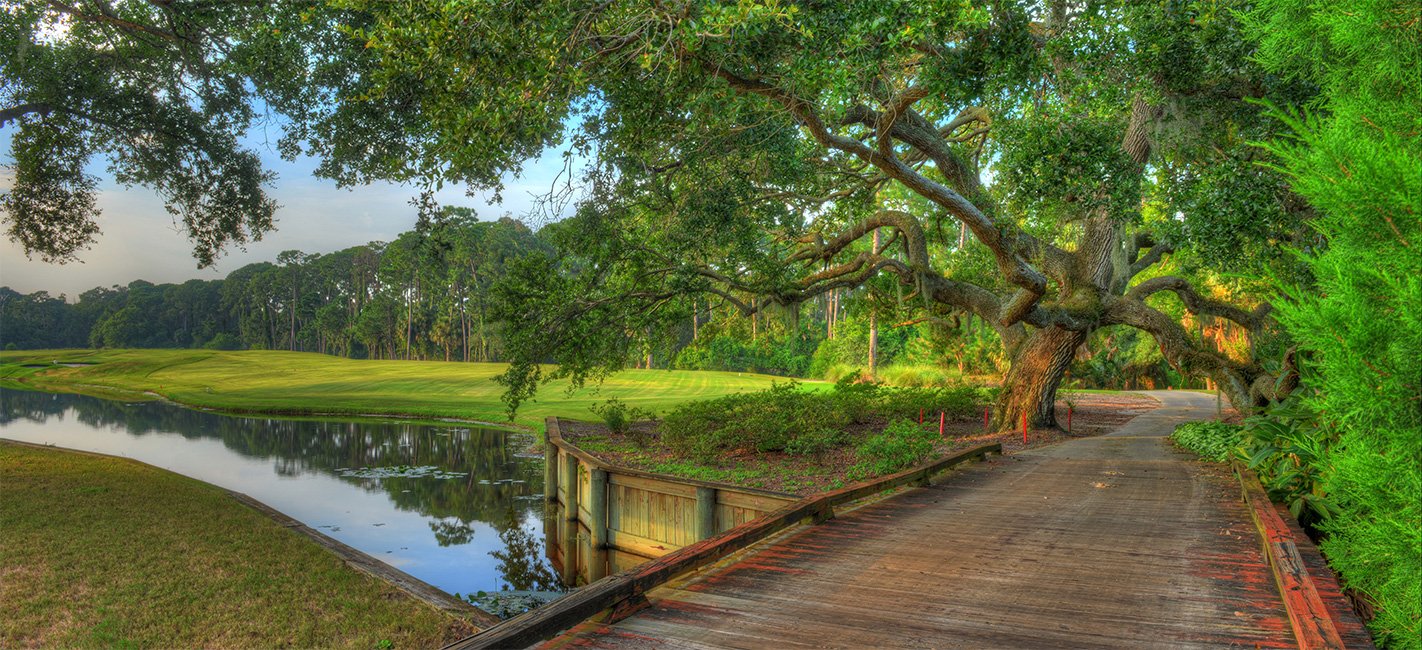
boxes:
[1233,462,1351,650]
[695,486,716,541]
[545,436,1300,650]
[559,452,579,583]
[448,441,1000,650]
[607,472,698,499]
[714,489,795,513]
[542,438,558,505]
[587,467,609,581]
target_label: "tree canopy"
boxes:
[308,0,1309,421]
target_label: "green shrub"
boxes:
[848,419,937,480]
[659,379,985,463]
[784,427,848,457]
[1248,1,1422,643]
[1170,421,1242,463]
[1238,402,1338,524]
[875,385,981,422]
[590,398,653,438]
[660,382,851,460]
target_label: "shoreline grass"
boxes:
[0,441,475,649]
[0,349,822,431]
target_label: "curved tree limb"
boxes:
[1126,276,1273,330]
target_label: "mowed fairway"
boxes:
[0,349,816,429]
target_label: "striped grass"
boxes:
[0,349,820,430]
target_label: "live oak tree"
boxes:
[335,0,1309,425]
[3,1,1311,427]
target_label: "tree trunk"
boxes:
[868,228,879,376]
[995,325,1086,429]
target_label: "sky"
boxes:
[0,125,579,299]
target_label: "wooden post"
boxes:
[543,440,558,505]
[695,486,717,541]
[1067,406,1073,434]
[939,411,945,438]
[560,454,580,583]
[588,467,609,581]
[984,406,990,431]
[1216,389,1222,421]
[1021,411,1028,446]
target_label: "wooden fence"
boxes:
[542,417,799,585]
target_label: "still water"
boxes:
[0,389,564,600]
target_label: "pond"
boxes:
[0,388,565,607]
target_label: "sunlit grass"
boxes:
[0,442,474,649]
[0,349,821,430]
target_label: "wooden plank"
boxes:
[1233,463,1349,650]
[544,435,1301,650]
[716,489,797,513]
[607,472,698,499]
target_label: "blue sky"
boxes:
[0,124,579,298]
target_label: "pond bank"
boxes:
[0,441,480,649]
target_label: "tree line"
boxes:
[2,212,545,361]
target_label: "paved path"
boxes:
[547,391,1299,649]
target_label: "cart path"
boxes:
[546,391,1301,649]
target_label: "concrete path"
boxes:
[547,391,1298,649]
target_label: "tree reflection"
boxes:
[489,511,566,592]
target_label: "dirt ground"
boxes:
[561,391,1164,496]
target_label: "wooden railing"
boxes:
[542,417,799,585]
[448,427,1000,650]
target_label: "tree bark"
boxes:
[995,325,1086,429]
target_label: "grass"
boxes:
[0,442,474,649]
[0,349,820,430]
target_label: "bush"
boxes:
[848,419,937,480]
[1238,403,1338,524]
[660,382,851,461]
[1170,421,1242,463]
[659,379,985,462]
[589,398,653,435]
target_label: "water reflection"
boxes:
[0,389,565,599]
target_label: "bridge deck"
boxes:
[542,392,1356,649]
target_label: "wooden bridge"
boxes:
[455,392,1371,649]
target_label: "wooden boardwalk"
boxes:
[541,392,1346,649]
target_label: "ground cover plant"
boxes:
[0,349,810,430]
[1170,421,1243,463]
[0,442,473,649]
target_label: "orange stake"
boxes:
[1021,411,1028,445]
[939,411,945,438]
[983,406,990,431]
